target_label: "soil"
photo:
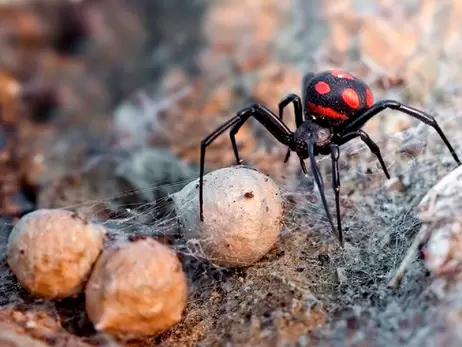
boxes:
[1,0,462,346]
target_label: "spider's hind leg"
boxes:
[278,93,303,128]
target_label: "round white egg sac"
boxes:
[85,238,188,339]
[7,209,105,299]
[171,166,284,267]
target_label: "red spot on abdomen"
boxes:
[315,81,331,94]
[308,102,348,121]
[331,70,354,80]
[365,88,374,107]
[341,88,360,109]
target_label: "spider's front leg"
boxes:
[278,94,303,164]
[303,136,340,244]
[200,116,243,220]
[228,104,293,165]
[330,144,343,245]
[343,100,461,166]
[200,104,294,221]
[278,72,316,165]
[278,72,315,126]
[278,93,303,127]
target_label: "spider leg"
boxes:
[277,94,303,164]
[337,129,391,179]
[201,104,294,221]
[299,157,307,174]
[279,73,315,164]
[304,136,340,244]
[330,144,343,246]
[278,93,303,127]
[228,104,293,165]
[284,148,291,163]
[342,100,461,165]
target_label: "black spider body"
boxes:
[304,70,373,126]
[293,121,332,158]
[199,69,461,246]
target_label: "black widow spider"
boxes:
[199,69,461,246]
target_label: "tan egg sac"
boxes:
[171,166,284,267]
[85,238,188,339]
[7,209,105,299]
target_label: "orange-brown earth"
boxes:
[1,0,462,346]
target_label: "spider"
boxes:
[198,69,461,246]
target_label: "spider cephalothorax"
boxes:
[198,70,461,246]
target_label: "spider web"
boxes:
[2,32,462,345]
[0,60,460,344]
[27,5,462,347]
[0,103,460,345]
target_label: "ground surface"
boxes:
[1,0,462,346]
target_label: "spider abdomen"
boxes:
[305,70,374,126]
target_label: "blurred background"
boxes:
[1,0,462,346]
[1,0,461,218]
[1,0,461,219]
